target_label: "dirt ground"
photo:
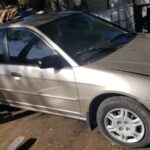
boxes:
[0,105,149,150]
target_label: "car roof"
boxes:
[0,11,82,30]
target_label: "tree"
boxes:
[29,0,46,11]
[71,0,88,11]
[0,0,7,8]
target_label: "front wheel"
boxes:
[96,96,150,148]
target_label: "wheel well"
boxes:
[88,93,125,130]
[88,93,150,131]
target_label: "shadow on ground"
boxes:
[0,105,36,124]
[17,138,37,150]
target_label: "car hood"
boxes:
[87,34,150,76]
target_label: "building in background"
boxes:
[88,0,134,31]
[61,0,133,31]
[65,0,150,32]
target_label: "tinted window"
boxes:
[7,30,55,65]
[0,32,4,63]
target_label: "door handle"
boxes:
[11,72,22,78]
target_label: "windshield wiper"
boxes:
[75,46,117,57]
[111,33,133,45]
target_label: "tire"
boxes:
[96,96,150,148]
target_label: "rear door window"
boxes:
[0,32,4,63]
[7,29,55,66]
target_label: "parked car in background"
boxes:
[1,11,150,148]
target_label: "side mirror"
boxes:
[38,55,63,69]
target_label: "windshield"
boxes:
[39,13,135,65]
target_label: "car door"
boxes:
[0,31,8,101]
[3,28,80,117]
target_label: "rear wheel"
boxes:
[96,96,150,148]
